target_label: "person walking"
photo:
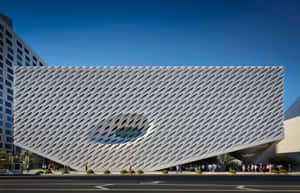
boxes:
[242,164,246,172]
[129,163,132,171]
[176,165,179,174]
[26,164,30,173]
[85,163,88,172]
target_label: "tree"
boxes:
[19,151,43,168]
[0,151,8,159]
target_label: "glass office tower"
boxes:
[0,13,47,153]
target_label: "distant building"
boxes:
[0,13,47,153]
[276,97,300,164]
[14,66,284,171]
[257,97,300,170]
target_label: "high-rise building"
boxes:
[14,66,284,171]
[0,13,47,153]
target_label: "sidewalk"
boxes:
[24,169,300,176]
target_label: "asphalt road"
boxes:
[0,175,300,193]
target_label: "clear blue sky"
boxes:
[1,0,299,110]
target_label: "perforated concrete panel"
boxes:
[13,66,284,171]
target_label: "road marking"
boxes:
[95,184,112,190]
[140,181,164,184]
[236,185,261,191]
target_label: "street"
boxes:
[0,175,300,192]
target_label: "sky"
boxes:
[1,0,299,110]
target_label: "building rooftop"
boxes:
[0,13,13,28]
[285,97,300,120]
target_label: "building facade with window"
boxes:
[0,13,47,153]
[14,66,284,171]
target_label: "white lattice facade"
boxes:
[13,66,284,171]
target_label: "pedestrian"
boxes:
[129,163,132,171]
[269,163,272,172]
[288,164,292,172]
[212,164,216,172]
[259,163,263,172]
[179,165,182,174]
[242,164,246,172]
[176,165,179,174]
[208,164,212,172]
[85,163,88,172]
[26,164,30,173]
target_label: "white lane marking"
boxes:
[95,184,111,190]
[236,185,261,191]
[140,181,164,184]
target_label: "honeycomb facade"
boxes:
[13,66,284,171]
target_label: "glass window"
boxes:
[25,55,30,61]
[7,95,13,102]
[7,54,14,61]
[5,30,12,38]
[7,67,13,74]
[0,128,2,133]
[24,47,29,54]
[33,62,37,66]
[17,48,23,55]
[6,136,13,143]
[25,62,30,66]
[16,40,23,48]
[7,74,13,82]
[17,62,22,66]
[0,113,2,119]
[5,129,12,135]
[0,106,2,111]
[6,59,12,67]
[7,47,14,54]
[0,121,3,126]
[7,116,13,122]
[5,80,11,87]
[5,108,11,114]
[5,122,12,129]
[6,89,13,95]
[6,38,12,46]
[0,24,3,31]
[17,55,22,61]
[0,40,3,46]
[0,62,2,68]
[0,55,2,61]
[5,144,12,149]
[0,32,2,39]
[0,98,2,104]
[0,91,2,97]
[33,56,37,62]
[0,76,3,82]
[39,62,44,66]
[0,47,2,53]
